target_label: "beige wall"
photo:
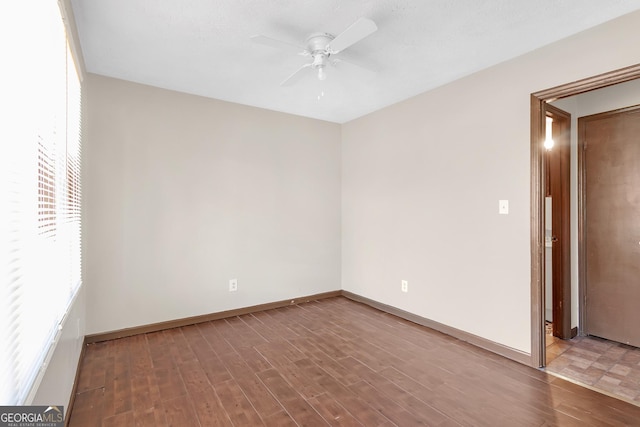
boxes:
[341,11,640,353]
[83,74,342,334]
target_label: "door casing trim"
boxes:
[530,63,640,368]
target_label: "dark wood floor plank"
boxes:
[68,297,640,427]
[236,373,285,419]
[216,349,283,417]
[315,319,361,343]
[196,321,236,356]
[181,324,218,363]
[225,316,270,347]
[306,392,365,427]
[179,359,213,396]
[256,368,302,402]
[75,343,108,393]
[547,380,636,426]
[255,340,307,368]
[214,317,264,353]
[101,356,117,418]
[251,311,301,340]
[163,394,201,427]
[339,361,455,426]
[262,307,312,338]
[129,335,154,377]
[238,312,283,343]
[190,390,233,426]
[168,328,199,366]
[379,365,521,427]
[274,358,326,400]
[102,410,134,427]
[188,339,217,364]
[198,353,233,385]
[289,337,362,386]
[134,406,168,427]
[440,373,546,426]
[67,388,104,427]
[309,365,396,426]
[112,347,133,416]
[262,410,299,427]
[348,379,432,426]
[215,379,265,426]
[146,331,176,371]
[277,398,330,427]
[233,345,274,373]
[153,366,187,401]
[131,373,162,417]
[257,368,329,426]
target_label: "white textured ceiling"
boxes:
[71,0,640,123]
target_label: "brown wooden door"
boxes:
[582,106,640,347]
[545,104,572,341]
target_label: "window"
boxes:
[1,0,82,405]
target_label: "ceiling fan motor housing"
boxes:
[306,33,334,69]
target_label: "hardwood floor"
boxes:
[68,297,640,426]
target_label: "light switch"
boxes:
[499,200,509,215]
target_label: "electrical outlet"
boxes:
[229,279,238,292]
[401,280,408,293]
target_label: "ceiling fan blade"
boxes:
[280,63,312,86]
[326,18,377,54]
[330,57,378,76]
[251,35,306,54]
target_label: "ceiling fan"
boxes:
[251,17,378,86]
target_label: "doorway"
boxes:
[530,64,640,368]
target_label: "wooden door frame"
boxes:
[530,64,640,368]
[544,104,571,342]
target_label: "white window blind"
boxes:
[1,0,82,405]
